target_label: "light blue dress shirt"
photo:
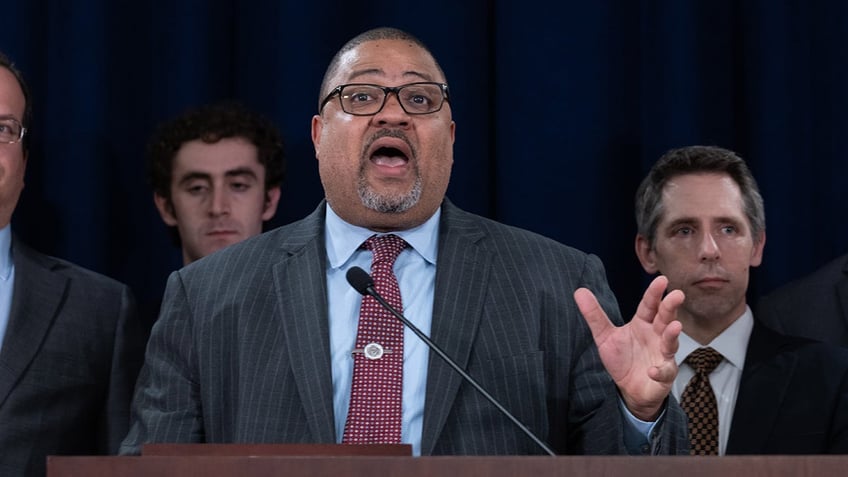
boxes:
[0,225,15,353]
[325,204,439,456]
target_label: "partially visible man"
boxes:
[148,101,285,265]
[757,253,848,346]
[634,145,848,455]
[0,52,146,476]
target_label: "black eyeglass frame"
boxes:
[318,82,450,116]
[0,116,26,144]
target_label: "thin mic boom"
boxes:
[345,266,556,456]
[346,266,374,296]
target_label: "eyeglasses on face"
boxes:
[0,116,25,144]
[319,82,450,116]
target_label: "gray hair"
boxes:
[635,145,765,247]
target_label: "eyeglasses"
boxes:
[319,82,450,116]
[0,117,26,144]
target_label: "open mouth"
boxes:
[371,146,409,167]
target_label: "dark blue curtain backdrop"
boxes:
[2,1,847,318]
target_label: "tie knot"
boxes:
[685,347,724,375]
[363,234,407,265]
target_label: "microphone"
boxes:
[346,266,556,456]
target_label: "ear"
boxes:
[311,114,323,160]
[635,234,660,274]
[750,229,766,267]
[153,193,178,226]
[261,186,281,221]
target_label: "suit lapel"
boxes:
[272,204,336,443]
[727,322,797,454]
[421,201,490,455]
[0,239,67,408]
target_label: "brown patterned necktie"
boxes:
[342,234,407,444]
[680,347,724,455]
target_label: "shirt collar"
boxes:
[324,203,440,270]
[677,306,753,370]
[0,225,12,281]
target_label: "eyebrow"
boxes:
[664,216,744,230]
[347,68,434,83]
[663,218,697,230]
[176,167,259,186]
[224,167,260,180]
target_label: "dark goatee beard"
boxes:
[358,174,422,213]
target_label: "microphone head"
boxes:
[346,266,374,296]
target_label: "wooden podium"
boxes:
[46,446,848,477]
[142,443,412,456]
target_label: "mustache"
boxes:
[362,129,416,159]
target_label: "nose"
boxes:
[372,92,410,127]
[699,232,721,262]
[208,188,230,217]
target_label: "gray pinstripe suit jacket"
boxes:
[0,238,145,477]
[121,200,688,455]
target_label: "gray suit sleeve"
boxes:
[101,284,146,454]
[120,271,203,454]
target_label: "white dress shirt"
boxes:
[674,307,753,455]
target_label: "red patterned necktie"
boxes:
[680,347,724,455]
[342,234,407,444]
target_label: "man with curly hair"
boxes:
[148,102,286,265]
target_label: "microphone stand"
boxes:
[358,277,556,456]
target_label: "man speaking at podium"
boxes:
[122,27,688,456]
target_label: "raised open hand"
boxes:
[574,275,684,421]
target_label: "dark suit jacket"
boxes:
[122,200,688,455]
[726,321,848,454]
[757,253,848,346]
[0,238,146,476]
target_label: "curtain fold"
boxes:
[2,1,845,315]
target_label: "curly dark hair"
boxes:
[148,101,286,200]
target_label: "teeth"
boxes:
[373,155,407,167]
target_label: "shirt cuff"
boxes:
[619,397,666,454]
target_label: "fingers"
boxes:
[656,288,685,327]
[646,321,683,384]
[660,318,683,358]
[648,359,678,384]
[633,275,685,326]
[639,276,684,354]
[648,296,684,385]
[574,287,612,342]
[632,275,669,323]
